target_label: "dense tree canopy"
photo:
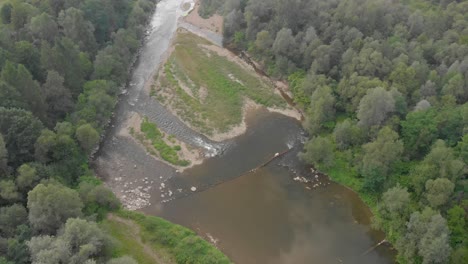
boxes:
[0,0,156,263]
[208,0,468,262]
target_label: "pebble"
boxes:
[191,186,197,192]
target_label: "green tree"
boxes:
[13,41,44,82]
[457,134,468,163]
[424,178,454,209]
[253,30,273,55]
[10,1,37,31]
[75,80,116,126]
[299,136,334,168]
[58,8,97,54]
[75,124,99,154]
[42,71,73,122]
[28,218,110,264]
[333,119,363,150]
[447,205,466,247]
[40,38,90,96]
[78,181,120,218]
[389,62,419,95]
[411,140,465,195]
[0,108,44,167]
[0,204,27,238]
[397,208,451,264]
[34,129,57,163]
[361,127,403,192]
[27,183,83,234]
[336,73,386,113]
[0,180,20,203]
[442,74,466,103]
[28,12,59,44]
[27,235,69,264]
[0,134,7,176]
[0,62,46,122]
[401,108,438,158]
[0,3,13,24]
[16,164,38,190]
[357,87,395,128]
[376,185,411,235]
[304,85,335,135]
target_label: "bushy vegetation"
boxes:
[140,118,190,166]
[159,31,284,135]
[114,211,231,264]
[0,0,230,263]
[208,0,468,263]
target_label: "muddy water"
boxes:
[95,0,395,263]
[143,109,395,263]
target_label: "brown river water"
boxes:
[142,109,395,264]
[94,0,396,263]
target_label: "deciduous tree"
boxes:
[357,87,395,128]
[27,183,83,234]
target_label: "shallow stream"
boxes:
[94,0,395,263]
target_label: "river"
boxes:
[94,0,395,263]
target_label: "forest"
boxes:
[0,0,231,263]
[200,0,468,263]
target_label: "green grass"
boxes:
[321,150,379,208]
[113,210,232,264]
[140,118,190,166]
[159,31,285,135]
[101,216,173,264]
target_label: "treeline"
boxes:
[203,0,468,263]
[0,0,157,263]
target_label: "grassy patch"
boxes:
[157,31,284,135]
[139,118,190,166]
[321,150,378,208]
[114,210,232,264]
[101,216,174,264]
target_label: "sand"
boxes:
[182,1,223,34]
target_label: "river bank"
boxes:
[173,2,395,257]
[93,1,395,263]
[145,28,300,143]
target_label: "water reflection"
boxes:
[142,110,395,264]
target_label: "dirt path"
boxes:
[107,214,172,264]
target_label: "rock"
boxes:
[161,183,165,188]
[134,165,137,169]
[191,186,197,192]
